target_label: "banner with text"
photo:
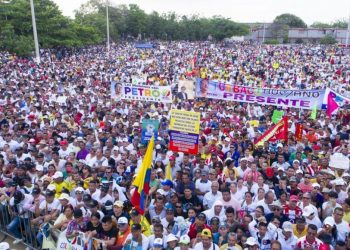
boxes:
[195,78,325,110]
[141,119,159,144]
[169,110,200,154]
[121,84,172,103]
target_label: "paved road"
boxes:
[0,232,27,250]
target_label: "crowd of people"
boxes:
[0,41,349,250]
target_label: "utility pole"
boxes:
[106,0,110,52]
[30,0,40,63]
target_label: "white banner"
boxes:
[121,84,172,103]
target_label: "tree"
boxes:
[273,13,307,28]
[320,35,338,44]
[310,22,332,28]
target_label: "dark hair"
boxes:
[102,215,112,224]
[256,205,265,214]
[91,212,101,220]
[258,222,267,228]
[63,204,74,212]
[225,207,235,214]
[308,224,317,231]
[270,240,282,250]
[153,223,163,231]
[222,187,230,194]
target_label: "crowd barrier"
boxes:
[0,203,95,250]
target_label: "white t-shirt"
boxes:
[39,198,61,214]
[124,234,149,250]
[193,242,219,250]
[9,193,32,218]
[324,217,350,242]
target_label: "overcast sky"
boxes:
[53,0,349,25]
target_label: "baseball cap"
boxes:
[282,221,293,232]
[47,184,56,191]
[302,206,314,217]
[130,208,140,216]
[323,217,335,227]
[290,176,297,182]
[179,235,190,245]
[245,237,258,246]
[161,179,173,187]
[52,171,63,179]
[117,217,128,224]
[153,238,163,248]
[131,223,141,231]
[201,228,212,238]
[290,195,299,202]
[277,167,284,172]
[75,187,85,193]
[312,183,320,189]
[296,169,303,174]
[166,234,178,243]
[58,193,70,201]
[32,188,41,195]
[114,200,124,207]
[0,242,10,250]
[45,190,55,197]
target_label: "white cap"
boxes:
[153,238,163,247]
[75,187,85,193]
[293,160,300,164]
[332,178,345,186]
[155,144,161,150]
[277,143,283,148]
[117,217,128,224]
[133,122,140,127]
[277,167,284,172]
[342,173,350,178]
[36,165,44,172]
[52,171,63,179]
[312,183,320,189]
[156,189,165,195]
[240,157,247,162]
[179,235,190,244]
[246,237,258,246]
[113,146,119,151]
[166,234,178,243]
[58,193,70,200]
[47,184,56,191]
[302,206,314,217]
[76,137,84,141]
[156,168,163,173]
[0,242,10,250]
[282,221,293,232]
[296,169,303,174]
[323,217,335,227]
[225,137,231,142]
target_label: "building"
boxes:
[244,23,348,44]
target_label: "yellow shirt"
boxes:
[130,216,151,237]
[292,224,308,238]
[343,211,350,223]
[52,181,71,198]
[220,243,242,250]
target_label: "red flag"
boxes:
[255,117,288,145]
[295,123,303,141]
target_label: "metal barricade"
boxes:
[0,203,39,250]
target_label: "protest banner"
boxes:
[177,80,195,100]
[121,84,172,103]
[195,78,325,110]
[329,153,350,170]
[255,117,288,146]
[169,109,200,154]
[141,119,159,144]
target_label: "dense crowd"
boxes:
[0,41,349,250]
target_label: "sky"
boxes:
[53,0,350,25]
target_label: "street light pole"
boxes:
[29,0,40,63]
[106,0,110,52]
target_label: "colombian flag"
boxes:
[131,136,154,215]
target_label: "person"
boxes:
[85,212,102,241]
[219,232,242,250]
[296,224,323,250]
[292,216,308,239]
[7,191,31,244]
[65,208,87,238]
[174,235,192,250]
[193,229,219,250]
[244,237,259,250]
[270,241,282,250]
[148,223,167,249]
[177,86,188,100]
[276,221,298,250]
[124,223,149,250]
[130,208,152,237]
[95,215,118,248]
[324,207,349,242]
[198,79,209,97]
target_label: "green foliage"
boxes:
[310,22,332,28]
[264,39,279,45]
[273,13,307,28]
[75,1,250,41]
[320,35,338,44]
[0,0,102,56]
[311,19,348,29]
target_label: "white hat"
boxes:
[156,168,163,173]
[246,237,258,246]
[293,160,300,164]
[36,165,44,172]
[302,206,314,217]
[224,137,231,142]
[323,217,335,227]
[117,217,128,224]
[52,171,63,179]
[296,169,303,174]
[153,238,163,247]
[133,122,140,127]
[277,143,283,148]
[179,235,190,244]
[76,137,84,141]
[332,178,345,186]
[312,183,320,189]
[166,234,178,243]
[282,221,293,232]
[240,157,247,162]
[156,189,165,195]
[75,187,85,193]
[58,193,70,201]
[155,144,161,150]
[277,167,284,172]
[113,146,119,151]
[47,184,56,191]
[0,242,10,250]
[342,173,350,178]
